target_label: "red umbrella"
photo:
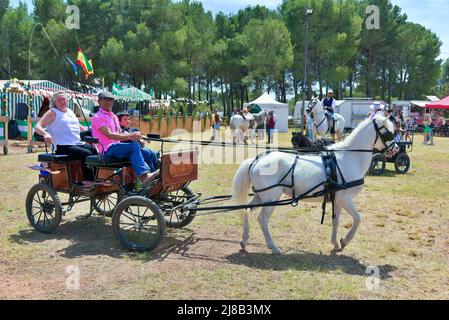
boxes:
[425,96,449,109]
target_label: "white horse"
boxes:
[308,98,346,140]
[231,116,395,254]
[230,110,267,144]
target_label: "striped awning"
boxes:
[1,80,98,118]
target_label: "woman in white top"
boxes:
[35,92,97,180]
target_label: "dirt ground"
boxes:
[0,132,448,300]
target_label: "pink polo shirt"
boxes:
[92,108,122,153]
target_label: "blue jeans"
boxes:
[140,147,158,173]
[307,127,315,141]
[266,128,274,143]
[105,142,155,177]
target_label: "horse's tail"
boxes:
[231,158,254,205]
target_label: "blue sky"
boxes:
[10,0,449,59]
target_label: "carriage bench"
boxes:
[38,154,71,163]
[86,155,131,168]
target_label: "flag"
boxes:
[66,55,79,76]
[76,48,94,79]
[149,87,155,98]
[112,83,121,95]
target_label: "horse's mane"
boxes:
[329,118,371,150]
[329,116,394,150]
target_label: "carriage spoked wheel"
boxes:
[26,184,62,234]
[369,154,387,176]
[112,196,165,252]
[394,153,410,174]
[93,191,123,217]
[157,187,196,229]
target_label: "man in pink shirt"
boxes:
[92,91,159,186]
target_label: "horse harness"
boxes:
[248,150,365,224]
[247,119,394,224]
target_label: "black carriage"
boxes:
[369,129,414,175]
[26,134,199,252]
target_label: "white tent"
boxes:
[244,93,289,133]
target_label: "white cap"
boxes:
[327,89,334,94]
[370,102,384,111]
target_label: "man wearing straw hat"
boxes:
[92,90,159,187]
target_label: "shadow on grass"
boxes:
[225,251,396,279]
[370,169,408,178]
[8,218,198,261]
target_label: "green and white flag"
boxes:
[112,83,121,95]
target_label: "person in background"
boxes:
[211,111,222,141]
[306,108,315,141]
[368,102,384,120]
[35,92,97,181]
[92,91,159,187]
[266,111,276,144]
[321,89,336,134]
[422,114,434,146]
[117,112,159,173]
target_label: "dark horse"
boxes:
[291,132,333,150]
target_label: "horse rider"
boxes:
[321,89,336,134]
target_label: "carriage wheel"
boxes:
[26,184,62,234]
[112,196,165,252]
[394,153,410,174]
[158,187,196,229]
[93,191,123,217]
[369,154,387,176]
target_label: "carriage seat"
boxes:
[38,154,70,163]
[86,155,131,167]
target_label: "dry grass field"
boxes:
[0,130,448,300]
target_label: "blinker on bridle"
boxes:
[373,120,395,152]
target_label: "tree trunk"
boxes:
[192,76,196,101]
[240,84,244,108]
[198,76,201,101]
[188,76,192,100]
[349,70,354,98]
[293,74,299,104]
[220,77,226,115]
[367,48,372,97]
[387,66,392,103]
[282,73,287,103]
[6,31,11,76]
[381,67,386,100]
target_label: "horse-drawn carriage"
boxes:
[26,134,199,251]
[368,130,414,175]
[25,110,398,254]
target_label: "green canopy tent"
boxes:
[248,104,263,114]
[113,86,153,102]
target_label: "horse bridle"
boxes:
[372,119,395,152]
[307,99,319,113]
[307,99,329,130]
